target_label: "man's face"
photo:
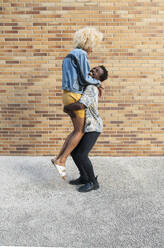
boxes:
[89,66,104,81]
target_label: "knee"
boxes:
[73,129,84,137]
[75,151,88,163]
[71,150,84,161]
[71,149,79,160]
[80,152,88,162]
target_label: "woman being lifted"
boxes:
[51,27,103,179]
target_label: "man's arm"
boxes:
[64,102,85,112]
[63,85,98,117]
[63,102,85,118]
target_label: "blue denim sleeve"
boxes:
[79,54,100,86]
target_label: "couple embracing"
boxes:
[51,27,108,193]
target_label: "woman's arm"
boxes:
[78,53,100,86]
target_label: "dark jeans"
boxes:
[71,132,100,183]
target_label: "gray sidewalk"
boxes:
[0,156,164,248]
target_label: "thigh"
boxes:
[73,132,100,155]
[71,115,85,132]
[62,90,85,119]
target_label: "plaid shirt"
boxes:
[79,85,103,133]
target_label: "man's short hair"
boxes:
[99,65,108,82]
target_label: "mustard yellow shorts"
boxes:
[62,90,85,118]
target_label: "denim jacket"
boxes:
[62,48,100,94]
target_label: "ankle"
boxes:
[55,159,65,167]
[91,176,98,184]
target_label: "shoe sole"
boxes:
[78,186,99,193]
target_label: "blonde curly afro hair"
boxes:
[73,26,103,51]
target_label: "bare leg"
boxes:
[51,131,75,180]
[52,116,77,161]
[55,133,72,161]
[55,115,85,166]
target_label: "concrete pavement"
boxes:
[0,156,164,248]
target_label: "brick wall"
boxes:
[0,0,164,156]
